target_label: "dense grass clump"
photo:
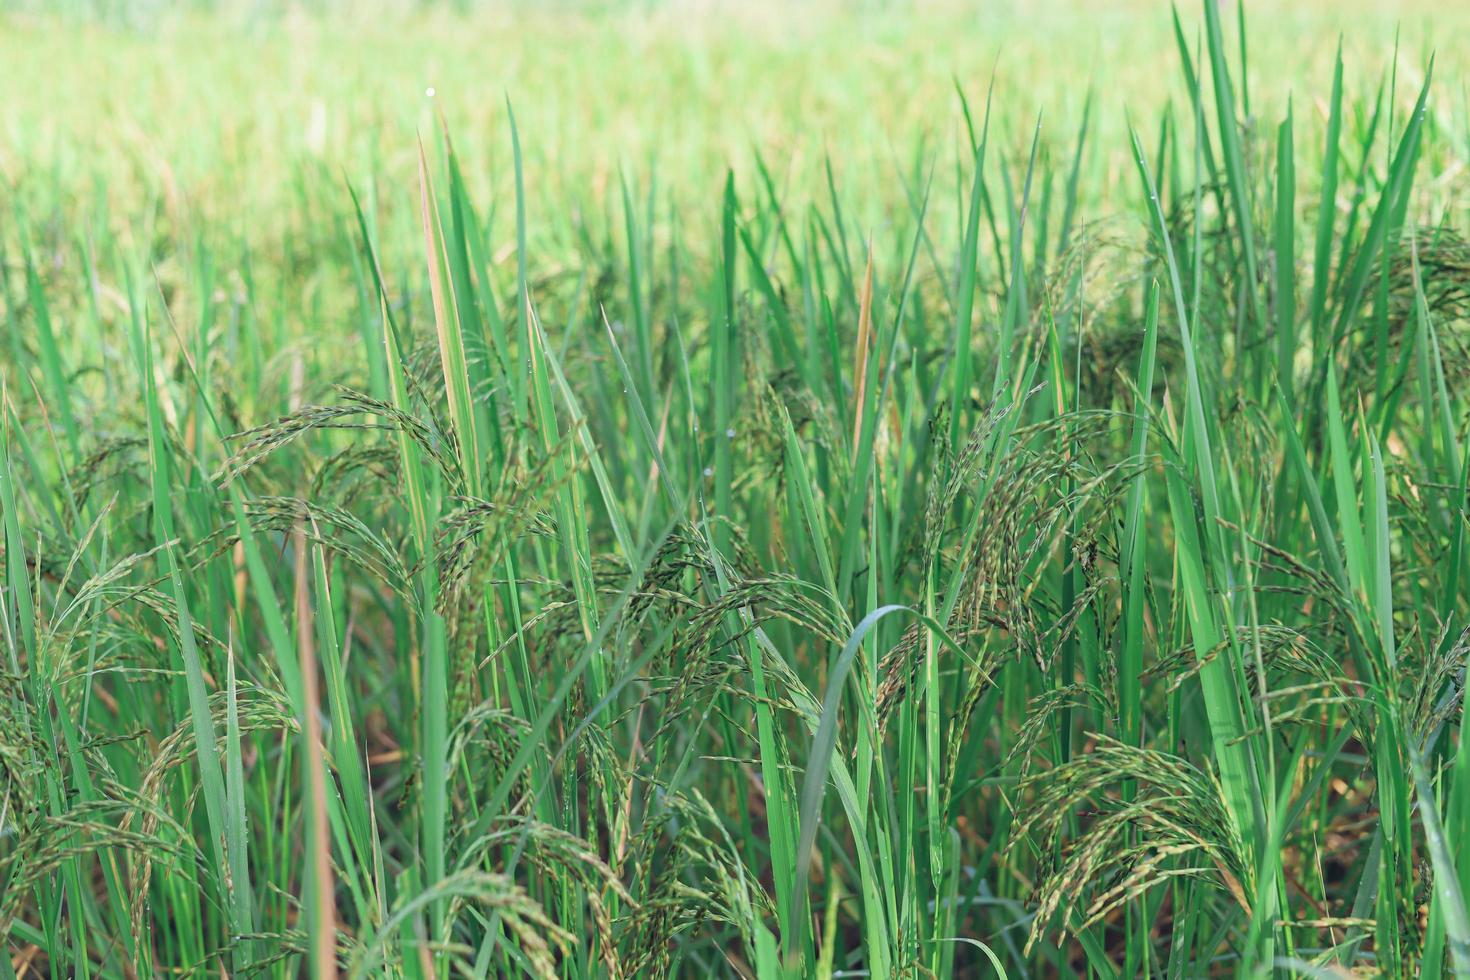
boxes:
[3,1,1470,976]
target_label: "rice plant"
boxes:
[2,1,1469,976]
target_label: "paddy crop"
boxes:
[2,1,1470,976]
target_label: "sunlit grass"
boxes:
[3,1,1470,977]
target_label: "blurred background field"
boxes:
[3,1,1463,226]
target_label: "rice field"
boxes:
[3,1,1470,976]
